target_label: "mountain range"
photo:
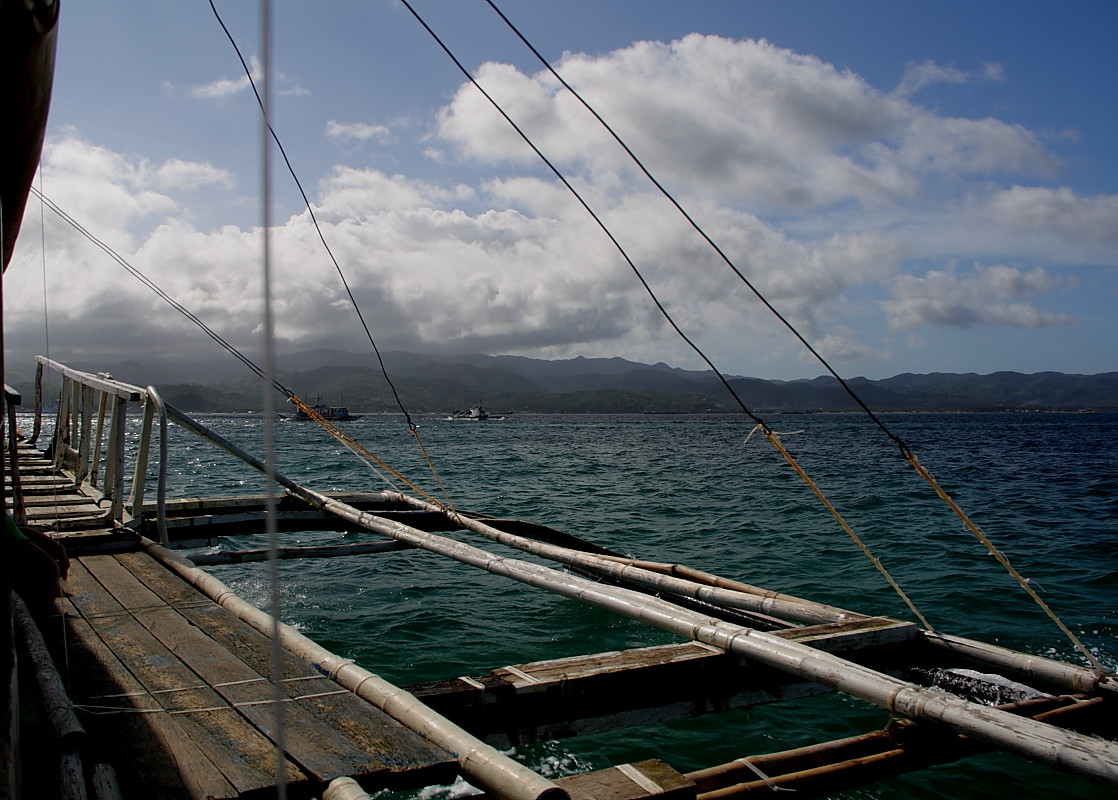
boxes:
[7,350,1117,413]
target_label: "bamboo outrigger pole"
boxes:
[163,405,1118,787]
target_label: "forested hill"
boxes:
[8,351,1117,413]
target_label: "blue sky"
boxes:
[6,0,1116,380]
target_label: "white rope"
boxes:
[258,2,287,796]
[733,758,795,792]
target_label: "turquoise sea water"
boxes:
[28,410,1117,798]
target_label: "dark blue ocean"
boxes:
[32,410,1118,798]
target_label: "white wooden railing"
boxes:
[29,357,168,541]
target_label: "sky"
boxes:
[5,0,1117,381]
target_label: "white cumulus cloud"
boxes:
[436,36,1052,211]
[982,186,1118,246]
[326,120,392,144]
[7,31,1107,378]
[893,59,1005,98]
[151,159,234,192]
[882,263,1075,330]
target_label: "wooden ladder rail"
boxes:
[33,357,145,529]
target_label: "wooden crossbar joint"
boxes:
[556,760,695,800]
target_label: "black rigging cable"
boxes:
[482,0,912,457]
[207,0,417,431]
[29,186,292,399]
[470,4,1105,670]
[398,0,769,430]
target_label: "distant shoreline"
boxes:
[8,355,1116,415]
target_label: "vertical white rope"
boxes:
[259,1,287,796]
[38,163,52,387]
[37,163,61,530]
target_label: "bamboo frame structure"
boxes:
[20,360,1118,792]
[154,404,1118,786]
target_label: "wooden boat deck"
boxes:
[7,437,706,800]
[61,549,458,799]
[7,404,1117,798]
[5,441,461,798]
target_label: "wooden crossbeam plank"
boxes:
[16,474,73,486]
[775,616,918,651]
[117,550,459,791]
[556,760,695,800]
[65,558,309,796]
[410,619,917,746]
[144,492,397,515]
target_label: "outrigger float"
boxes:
[3,358,1116,799]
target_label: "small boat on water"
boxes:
[291,402,362,421]
[446,406,505,421]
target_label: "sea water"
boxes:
[25,410,1117,798]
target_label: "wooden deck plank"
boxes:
[60,597,240,800]
[79,554,417,789]
[117,551,459,790]
[16,494,97,508]
[65,558,310,796]
[556,760,694,800]
[16,474,74,488]
[23,503,104,519]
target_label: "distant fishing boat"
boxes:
[446,405,505,421]
[291,402,362,421]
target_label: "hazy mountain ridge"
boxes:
[7,351,1116,413]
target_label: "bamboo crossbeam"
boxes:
[13,594,89,800]
[160,403,1118,787]
[232,489,1118,785]
[690,695,1105,798]
[273,503,1118,785]
[389,492,862,627]
[90,763,124,800]
[597,556,860,613]
[923,631,1117,697]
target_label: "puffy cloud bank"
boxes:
[7,36,1115,377]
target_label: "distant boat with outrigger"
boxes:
[289,399,362,422]
[445,405,506,421]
